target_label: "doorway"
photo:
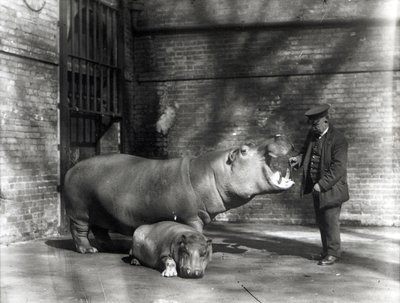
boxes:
[59,0,123,232]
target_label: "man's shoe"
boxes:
[312,252,327,261]
[318,252,327,260]
[318,255,338,266]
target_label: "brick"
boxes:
[125,0,400,227]
[0,0,59,244]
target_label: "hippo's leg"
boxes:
[91,225,114,252]
[185,216,205,233]
[184,211,211,233]
[70,219,98,254]
[161,256,177,277]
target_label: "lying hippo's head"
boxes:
[173,233,212,279]
[217,135,295,203]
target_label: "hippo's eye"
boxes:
[240,145,249,155]
[180,247,189,255]
[198,249,206,257]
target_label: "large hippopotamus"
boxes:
[64,135,294,253]
[130,221,212,278]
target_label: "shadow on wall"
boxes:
[184,1,370,146]
[133,0,377,151]
[132,1,396,221]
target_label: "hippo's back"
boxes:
[64,154,146,202]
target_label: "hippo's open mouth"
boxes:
[264,155,295,190]
[269,168,294,189]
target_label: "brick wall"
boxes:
[128,0,400,226]
[0,0,60,243]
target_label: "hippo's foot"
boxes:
[73,235,98,254]
[70,220,99,254]
[130,258,141,266]
[161,257,177,278]
[76,245,99,254]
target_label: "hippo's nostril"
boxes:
[179,268,204,279]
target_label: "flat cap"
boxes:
[304,104,330,120]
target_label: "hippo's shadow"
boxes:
[45,239,76,252]
[45,237,131,254]
[212,243,248,254]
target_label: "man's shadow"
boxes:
[204,223,400,280]
[204,224,319,259]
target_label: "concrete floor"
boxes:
[1,223,399,303]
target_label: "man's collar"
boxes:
[318,127,329,139]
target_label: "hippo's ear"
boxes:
[227,149,236,164]
[179,234,187,246]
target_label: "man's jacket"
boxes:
[299,125,350,209]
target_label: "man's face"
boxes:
[309,117,328,135]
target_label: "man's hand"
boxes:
[289,156,301,169]
[313,183,321,192]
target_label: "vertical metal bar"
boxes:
[70,0,74,54]
[90,63,93,111]
[86,61,90,110]
[77,0,82,109]
[113,69,117,114]
[89,118,92,143]
[98,3,103,113]
[94,64,97,112]
[71,58,75,108]
[112,10,117,67]
[93,1,97,112]
[85,118,90,143]
[90,119,93,143]
[77,59,83,109]
[78,117,83,143]
[70,0,76,108]
[76,116,80,143]
[105,6,111,113]
[70,117,76,143]
[105,6,109,65]
[116,1,125,152]
[99,3,103,64]
[78,0,82,57]
[100,65,103,113]
[86,0,91,110]
[111,9,117,113]
[106,67,110,113]
[86,0,89,59]
[107,7,112,66]
[93,0,97,61]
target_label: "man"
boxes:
[289,104,349,265]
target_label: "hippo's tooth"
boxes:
[275,171,280,179]
[268,152,278,158]
[285,168,290,180]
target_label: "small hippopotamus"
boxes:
[64,135,295,253]
[130,221,212,278]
